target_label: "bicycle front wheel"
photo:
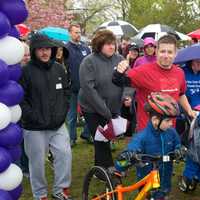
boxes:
[82,166,117,200]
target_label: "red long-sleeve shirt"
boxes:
[127,62,186,131]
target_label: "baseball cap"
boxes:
[128,43,139,51]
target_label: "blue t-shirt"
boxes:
[183,66,200,108]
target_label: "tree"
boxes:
[69,0,115,35]
[128,0,200,33]
[70,0,133,35]
[25,0,74,30]
[113,0,130,21]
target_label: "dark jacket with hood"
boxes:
[20,33,70,130]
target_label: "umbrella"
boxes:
[176,31,191,41]
[187,28,200,39]
[130,37,144,48]
[16,24,30,37]
[133,24,190,41]
[97,20,138,37]
[174,44,200,64]
[39,26,70,42]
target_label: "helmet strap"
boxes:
[157,116,165,132]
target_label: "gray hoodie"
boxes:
[79,52,124,120]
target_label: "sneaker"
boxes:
[178,176,197,192]
[80,134,93,144]
[52,188,73,200]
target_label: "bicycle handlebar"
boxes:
[116,147,187,169]
[132,152,176,163]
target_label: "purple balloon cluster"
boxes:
[0,1,28,199]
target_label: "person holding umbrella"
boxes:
[173,44,200,192]
[133,37,156,67]
[178,58,200,192]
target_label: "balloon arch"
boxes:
[0,0,28,199]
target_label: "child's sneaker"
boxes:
[179,176,198,192]
[52,188,73,200]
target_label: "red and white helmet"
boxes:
[147,92,180,117]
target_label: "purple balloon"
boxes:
[8,26,20,39]
[0,59,9,86]
[0,11,11,38]
[0,80,24,106]
[0,123,23,147]
[0,190,12,200]
[6,145,22,162]
[0,147,11,173]
[8,64,22,82]
[0,0,28,25]
[9,184,23,200]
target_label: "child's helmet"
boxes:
[146,92,180,117]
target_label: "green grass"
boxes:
[20,131,200,200]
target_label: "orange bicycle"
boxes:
[82,152,181,200]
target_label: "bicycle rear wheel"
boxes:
[82,166,117,200]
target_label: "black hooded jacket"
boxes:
[20,33,70,130]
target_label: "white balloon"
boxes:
[9,105,22,123]
[0,36,25,65]
[0,103,11,130]
[0,164,23,191]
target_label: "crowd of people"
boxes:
[18,22,200,200]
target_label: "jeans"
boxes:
[23,124,72,199]
[183,156,200,181]
[66,92,90,141]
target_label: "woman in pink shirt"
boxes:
[133,37,156,67]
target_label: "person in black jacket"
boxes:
[20,33,73,200]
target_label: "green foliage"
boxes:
[72,0,112,34]
[128,0,200,33]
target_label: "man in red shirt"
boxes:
[113,34,195,131]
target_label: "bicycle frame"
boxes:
[92,169,160,200]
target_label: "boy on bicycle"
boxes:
[116,92,182,200]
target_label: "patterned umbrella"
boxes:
[133,24,190,41]
[97,20,138,37]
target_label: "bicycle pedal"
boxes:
[114,171,122,177]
